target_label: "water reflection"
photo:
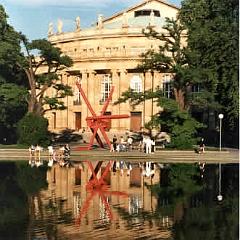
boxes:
[0,160,238,240]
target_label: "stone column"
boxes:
[88,70,96,106]
[111,69,120,130]
[144,71,153,123]
[58,73,68,129]
[119,69,128,131]
[81,71,88,129]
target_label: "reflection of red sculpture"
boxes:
[75,82,129,150]
[75,160,128,226]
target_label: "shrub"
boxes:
[17,113,50,147]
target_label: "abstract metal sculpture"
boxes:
[75,82,129,150]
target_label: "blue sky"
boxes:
[1,0,181,40]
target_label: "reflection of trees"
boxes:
[146,163,239,240]
[173,197,239,240]
[0,161,47,239]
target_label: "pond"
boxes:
[0,160,238,240]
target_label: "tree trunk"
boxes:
[174,88,185,111]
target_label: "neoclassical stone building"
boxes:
[45,0,179,133]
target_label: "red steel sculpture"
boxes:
[75,82,129,150]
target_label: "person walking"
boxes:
[113,135,117,151]
[199,138,205,154]
[127,136,133,151]
[146,137,152,154]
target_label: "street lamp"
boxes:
[217,113,224,201]
[218,113,224,151]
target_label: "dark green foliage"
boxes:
[180,0,239,144]
[140,18,191,111]
[20,36,74,115]
[17,113,50,146]
[0,83,28,143]
[115,88,203,149]
[157,98,204,149]
[52,128,83,144]
[0,161,48,239]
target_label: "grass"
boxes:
[0,144,28,149]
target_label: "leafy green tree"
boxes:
[0,5,28,143]
[19,36,74,116]
[179,0,239,135]
[17,112,50,146]
[116,88,203,148]
[0,5,25,85]
[0,83,27,143]
[140,17,196,111]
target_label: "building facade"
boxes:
[45,0,179,134]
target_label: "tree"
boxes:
[0,5,25,85]
[179,0,239,133]
[17,113,50,146]
[140,17,194,111]
[115,17,204,148]
[0,83,27,143]
[19,37,74,116]
[0,6,29,143]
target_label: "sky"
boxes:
[1,0,181,40]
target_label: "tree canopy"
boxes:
[19,36,74,116]
[179,0,239,131]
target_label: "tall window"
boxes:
[130,75,142,93]
[100,74,112,103]
[73,76,81,105]
[191,83,201,93]
[162,74,173,98]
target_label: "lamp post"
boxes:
[217,113,224,201]
[218,113,224,151]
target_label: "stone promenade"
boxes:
[0,148,238,163]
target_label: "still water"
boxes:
[0,160,238,240]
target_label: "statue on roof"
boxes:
[48,22,54,36]
[97,14,103,29]
[76,16,81,31]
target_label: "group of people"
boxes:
[110,134,156,154]
[28,144,71,167]
[110,135,134,152]
[141,136,155,154]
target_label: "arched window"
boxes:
[130,75,142,93]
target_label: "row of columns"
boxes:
[48,70,163,131]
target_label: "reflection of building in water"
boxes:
[32,161,173,239]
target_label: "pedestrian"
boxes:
[29,145,35,158]
[127,136,133,151]
[145,137,152,154]
[48,145,54,160]
[151,138,155,154]
[113,135,117,151]
[142,135,148,153]
[199,138,205,154]
[64,144,71,159]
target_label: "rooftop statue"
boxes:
[97,14,103,29]
[48,22,53,35]
[76,16,81,31]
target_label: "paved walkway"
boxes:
[0,148,238,163]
